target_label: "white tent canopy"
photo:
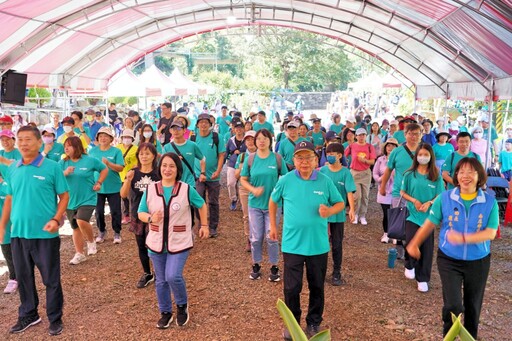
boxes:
[107,67,147,97]
[137,65,177,97]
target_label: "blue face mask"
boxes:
[327,155,337,165]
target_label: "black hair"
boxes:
[140,124,156,144]
[456,131,472,141]
[405,143,439,182]
[254,128,273,150]
[158,153,183,182]
[136,142,158,170]
[17,125,41,140]
[326,142,344,154]
[71,110,83,120]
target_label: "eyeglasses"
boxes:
[294,155,316,162]
[171,126,183,131]
[407,132,421,137]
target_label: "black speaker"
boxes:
[1,70,27,106]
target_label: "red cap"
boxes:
[0,116,14,124]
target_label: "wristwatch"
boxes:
[148,215,152,224]
[200,172,206,176]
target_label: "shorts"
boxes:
[66,206,96,229]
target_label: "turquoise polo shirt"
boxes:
[59,155,107,210]
[393,130,406,144]
[193,132,226,182]
[138,183,205,212]
[441,151,481,189]
[271,170,343,256]
[163,140,204,187]
[278,137,308,166]
[387,145,416,197]
[0,148,22,177]
[329,124,344,134]
[253,121,275,135]
[241,152,288,209]
[0,181,12,244]
[433,143,454,161]
[309,131,325,148]
[319,166,355,223]
[401,171,444,226]
[89,146,124,194]
[5,154,69,239]
[40,142,64,162]
[499,150,512,172]
[216,115,232,137]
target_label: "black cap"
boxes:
[293,141,316,155]
[197,114,211,125]
[62,116,75,125]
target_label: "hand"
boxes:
[43,143,52,154]
[211,169,221,180]
[125,170,135,182]
[446,230,464,245]
[198,174,207,183]
[419,202,431,212]
[252,187,264,197]
[198,226,209,239]
[348,208,355,223]
[64,166,75,176]
[234,150,240,155]
[151,211,164,224]
[159,124,167,132]
[379,186,386,196]
[413,200,422,211]
[43,219,60,233]
[93,183,101,191]
[319,204,330,218]
[406,243,421,259]
[357,156,366,163]
[102,157,110,166]
[268,228,278,241]
[76,121,83,129]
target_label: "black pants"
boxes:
[135,232,151,274]
[380,204,390,233]
[404,221,434,282]
[122,197,130,217]
[437,250,490,339]
[1,243,16,280]
[11,237,63,323]
[328,223,344,274]
[283,252,328,326]
[96,192,122,233]
[195,180,221,230]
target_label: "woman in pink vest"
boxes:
[138,152,209,329]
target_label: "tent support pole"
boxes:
[485,78,494,170]
[444,84,449,126]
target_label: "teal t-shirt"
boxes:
[441,151,481,189]
[241,152,288,209]
[223,131,232,149]
[0,181,11,244]
[138,183,205,212]
[89,146,125,194]
[309,131,325,148]
[163,140,204,187]
[342,141,352,167]
[278,137,308,166]
[401,171,444,226]
[329,124,344,134]
[387,145,416,197]
[433,143,454,162]
[5,156,69,239]
[59,155,107,209]
[216,115,232,137]
[193,133,226,182]
[253,121,275,135]
[393,130,406,144]
[319,166,355,223]
[499,150,512,172]
[0,148,22,177]
[271,170,343,256]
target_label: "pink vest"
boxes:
[145,181,194,254]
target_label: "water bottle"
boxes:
[388,248,397,268]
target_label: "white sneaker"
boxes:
[69,253,86,265]
[95,231,106,243]
[87,241,97,255]
[404,268,415,280]
[352,215,359,224]
[380,233,389,243]
[417,281,429,292]
[360,216,367,225]
[113,233,122,244]
[3,279,18,294]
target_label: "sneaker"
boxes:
[113,233,122,244]
[417,281,429,292]
[331,272,345,286]
[69,253,86,265]
[48,319,63,336]
[306,324,321,338]
[176,304,189,326]
[282,328,292,341]
[156,312,173,329]
[229,200,237,211]
[249,263,261,280]
[95,231,106,243]
[245,239,251,252]
[404,268,415,280]
[360,216,368,225]
[209,228,218,238]
[268,265,281,282]
[121,216,131,224]
[380,233,389,243]
[3,279,18,294]
[9,315,42,333]
[137,273,155,289]
[87,241,97,255]
[351,215,359,224]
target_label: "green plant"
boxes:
[276,299,331,341]
[442,313,476,341]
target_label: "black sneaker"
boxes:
[176,304,189,326]
[10,315,42,333]
[249,263,261,280]
[48,319,63,336]
[137,273,155,288]
[156,312,173,329]
[209,228,218,238]
[332,272,345,286]
[306,324,321,338]
[268,265,281,282]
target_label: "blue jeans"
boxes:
[248,207,280,265]
[149,250,189,313]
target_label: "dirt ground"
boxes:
[0,182,511,341]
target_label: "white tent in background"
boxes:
[138,65,177,96]
[348,72,409,91]
[107,67,147,97]
[170,68,199,96]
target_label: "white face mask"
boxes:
[122,137,132,145]
[417,156,431,165]
[474,132,483,139]
[63,126,72,133]
[143,132,153,139]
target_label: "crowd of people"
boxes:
[0,101,504,339]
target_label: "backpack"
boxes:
[191,132,220,154]
[247,152,283,176]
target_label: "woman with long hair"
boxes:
[400,143,444,292]
[60,136,108,264]
[138,123,163,155]
[120,143,160,288]
[367,122,382,156]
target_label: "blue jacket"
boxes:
[439,188,495,261]
[225,136,246,168]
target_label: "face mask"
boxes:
[42,136,54,144]
[143,132,153,139]
[474,132,483,139]
[326,155,338,165]
[122,138,132,145]
[417,156,430,165]
[86,116,94,122]
[63,126,72,133]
